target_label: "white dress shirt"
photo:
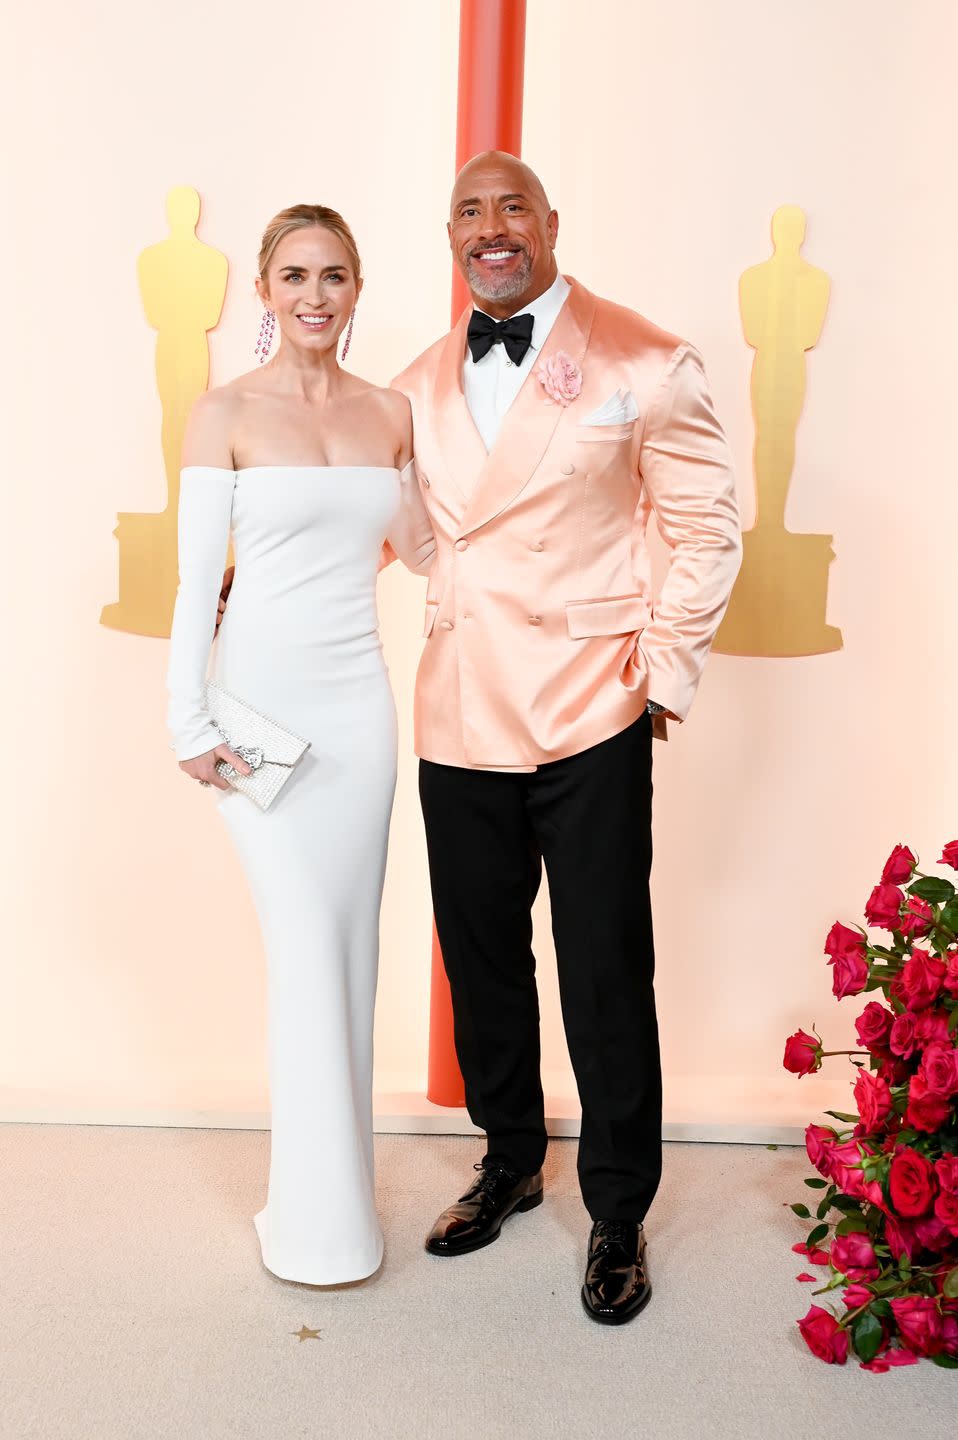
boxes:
[463,273,571,453]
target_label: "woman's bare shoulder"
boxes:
[182,383,248,466]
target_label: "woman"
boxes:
[166,204,434,1284]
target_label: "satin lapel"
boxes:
[433,308,487,506]
[460,279,597,538]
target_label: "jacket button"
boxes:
[455,538,469,551]
[561,463,575,476]
[530,541,544,552]
[528,615,543,626]
[439,619,454,630]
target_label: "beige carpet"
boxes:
[1,1126,954,1440]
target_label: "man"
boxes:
[392,152,741,1324]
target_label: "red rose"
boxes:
[830,1232,879,1279]
[842,1282,872,1309]
[918,1042,958,1098]
[865,883,904,931]
[783,1029,823,1077]
[889,1296,943,1357]
[853,1069,893,1133]
[884,1215,922,1261]
[882,845,917,884]
[900,897,934,939]
[915,1008,951,1047]
[944,951,958,998]
[888,1148,937,1217]
[855,1001,894,1055]
[899,948,946,1011]
[935,1155,958,1194]
[829,950,869,1000]
[934,1189,958,1235]
[798,1305,849,1364]
[915,1212,953,1251]
[825,1141,883,1206]
[805,1124,836,1175]
[889,1012,919,1058]
[940,841,958,871]
[824,921,866,961]
[878,1056,910,1086]
[907,1073,954,1133]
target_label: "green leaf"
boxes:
[931,1354,958,1369]
[943,1268,958,1300]
[816,1195,833,1221]
[836,1215,869,1236]
[807,1223,830,1247]
[790,1203,811,1218]
[804,1178,829,1189]
[824,1110,860,1124]
[940,899,958,934]
[832,1195,864,1214]
[852,1312,884,1363]
[908,877,955,903]
[871,1299,892,1318]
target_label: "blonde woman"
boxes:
[167,205,434,1284]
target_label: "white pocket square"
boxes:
[580,388,639,426]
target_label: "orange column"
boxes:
[426,0,528,1107]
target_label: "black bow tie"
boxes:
[466,310,535,365]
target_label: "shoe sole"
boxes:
[425,1188,544,1257]
[580,1282,652,1326]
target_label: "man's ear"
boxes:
[548,210,559,249]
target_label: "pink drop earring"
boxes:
[255,307,275,363]
[341,309,355,362]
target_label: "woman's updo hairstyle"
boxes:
[257,204,362,284]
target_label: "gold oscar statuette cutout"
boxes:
[101,186,228,637]
[714,205,842,657]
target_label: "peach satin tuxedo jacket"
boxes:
[393,278,742,770]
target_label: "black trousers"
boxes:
[418,714,661,1221]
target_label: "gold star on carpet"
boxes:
[292,1325,322,1342]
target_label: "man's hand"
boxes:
[179,743,251,792]
[216,565,235,632]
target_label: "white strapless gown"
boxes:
[167,463,434,1283]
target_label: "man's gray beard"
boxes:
[466,250,534,306]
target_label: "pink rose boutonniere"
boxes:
[537,350,582,406]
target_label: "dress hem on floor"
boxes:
[255,1210,384,1286]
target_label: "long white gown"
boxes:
[167,463,434,1284]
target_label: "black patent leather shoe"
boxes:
[581,1219,651,1325]
[424,1162,544,1257]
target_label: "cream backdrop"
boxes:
[2,0,956,1140]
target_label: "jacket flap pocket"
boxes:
[423,600,439,637]
[565,594,651,639]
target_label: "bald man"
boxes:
[391,152,741,1324]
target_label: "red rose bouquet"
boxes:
[784,840,958,1372]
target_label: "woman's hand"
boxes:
[215,565,235,632]
[179,743,252,791]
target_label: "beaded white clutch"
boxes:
[204,681,311,811]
